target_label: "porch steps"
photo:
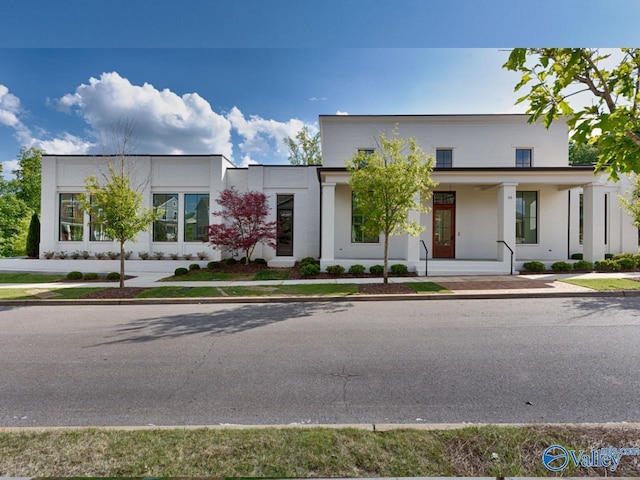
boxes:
[417,259,515,276]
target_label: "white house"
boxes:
[40,114,638,274]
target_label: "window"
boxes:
[89,196,111,241]
[358,148,374,155]
[153,194,178,242]
[516,148,532,167]
[276,194,294,256]
[516,191,538,244]
[579,193,584,245]
[355,148,374,168]
[351,192,378,243]
[59,193,84,241]
[184,194,210,242]
[436,149,453,168]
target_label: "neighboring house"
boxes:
[40,114,638,274]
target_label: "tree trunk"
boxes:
[119,240,125,289]
[383,231,389,285]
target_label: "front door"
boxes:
[433,192,455,258]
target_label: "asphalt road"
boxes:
[1,297,639,427]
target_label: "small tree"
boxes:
[346,127,437,284]
[206,187,278,264]
[283,126,322,165]
[26,212,40,258]
[81,163,157,288]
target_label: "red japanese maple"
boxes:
[206,188,278,264]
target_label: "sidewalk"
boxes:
[1,269,639,299]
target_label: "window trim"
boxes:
[515,148,533,168]
[516,190,538,244]
[435,149,453,168]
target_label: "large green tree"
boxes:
[283,126,322,165]
[81,161,158,288]
[11,146,42,213]
[346,127,437,284]
[569,141,599,165]
[503,48,640,178]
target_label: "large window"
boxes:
[516,191,538,244]
[436,149,453,168]
[276,194,294,256]
[153,194,178,242]
[184,194,210,242]
[89,196,111,241]
[351,192,378,243]
[59,193,84,241]
[516,148,532,167]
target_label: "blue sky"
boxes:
[1,0,639,175]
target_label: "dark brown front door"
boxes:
[433,192,455,258]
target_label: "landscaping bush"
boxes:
[107,251,120,260]
[604,253,614,260]
[224,257,237,266]
[390,264,408,275]
[26,213,40,258]
[254,258,267,265]
[572,260,593,271]
[196,251,209,260]
[174,267,189,276]
[595,259,621,272]
[348,264,366,275]
[83,272,99,280]
[106,272,121,281]
[70,251,81,260]
[369,265,384,275]
[57,251,68,259]
[522,261,546,273]
[153,251,164,260]
[570,253,583,260]
[43,251,55,259]
[124,251,132,260]
[95,252,108,260]
[207,261,221,269]
[617,257,638,270]
[138,251,150,260]
[66,271,83,280]
[189,263,201,271]
[81,250,90,259]
[300,264,320,276]
[326,265,345,275]
[169,253,181,260]
[299,256,317,266]
[551,261,573,272]
[182,253,193,260]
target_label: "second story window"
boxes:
[436,149,453,168]
[516,148,532,167]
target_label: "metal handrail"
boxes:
[420,240,429,277]
[496,240,514,275]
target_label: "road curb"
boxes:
[2,422,640,433]
[0,289,639,306]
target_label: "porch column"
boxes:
[583,182,605,262]
[406,193,421,264]
[321,182,336,262]
[497,182,517,261]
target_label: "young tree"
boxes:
[283,126,322,165]
[206,187,278,264]
[503,48,640,178]
[346,127,437,284]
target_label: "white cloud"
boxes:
[309,97,327,102]
[57,72,233,157]
[226,106,315,161]
[1,159,19,180]
[31,133,96,155]
[240,155,259,167]
[0,85,22,128]
[336,110,349,115]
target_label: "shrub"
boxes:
[196,251,209,260]
[138,251,150,260]
[153,251,164,260]
[43,251,55,259]
[595,259,621,272]
[238,257,247,265]
[551,261,572,272]
[169,253,181,260]
[224,257,237,266]
[26,213,40,258]
[254,258,267,265]
[299,256,317,266]
[107,251,120,260]
[56,251,68,259]
[570,253,583,260]
[207,261,221,269]
[390,264,408,275]
[522,261,546,273]
[81,250,90,259]
[174,267,189,276]
[369,265,384,275]
[66,271,83,280]
[326,265,345,275]
[83,272,99,280]
[106,272,121,281]
[300,264,320,276]
[183,253,193,260]
[613,253,640,268]
[124,251,132,260]
[573,260,594,271]
[70,250,81,260]
[617,257,637,270]
[348,264,366,275]
[189,263,201,271]
[95,252,108,260]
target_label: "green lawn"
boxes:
[0,287,104,300]
[0,425,621,477]
[406,281,451,293]
[0,272,64,283]
[137,286,224,298]
[561,278,640,291]
[252,269,291,281]
[136,283,358,298]
[162,269,291,282]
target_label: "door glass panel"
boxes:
[435,210,452,246]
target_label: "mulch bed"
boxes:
[81,287,148,299]
[358,283,415,294]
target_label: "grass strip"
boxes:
[1,425,637,477]
[561,278,640,291]
[0,287,104,300]
[252,269,291,281]
[137,283,358,298]
[406,281,451,293]
[137,286,223,298]
[0,272,65,283]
